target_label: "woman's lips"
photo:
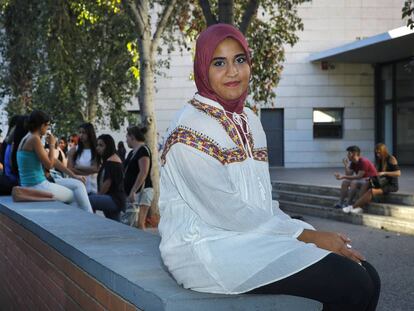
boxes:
[224,81,240,87]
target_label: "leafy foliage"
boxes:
[0,0,138,136]
[403,0,414,29]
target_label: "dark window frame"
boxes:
[313,108,344,139]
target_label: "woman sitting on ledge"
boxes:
[343,143,401,214]
[158,24,380,311]
[16,110,93,213]
[89,134,126,222]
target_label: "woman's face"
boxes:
[96,139,106,156]
[375,149,382,159]
[208,38,250,102]
[59,139,66,149]
[126,134,133,148]
[78,127,88,143]
[40,122,50,136]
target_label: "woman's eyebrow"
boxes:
[211,57,226,61]
[211,53,246,62]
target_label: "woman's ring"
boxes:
[346,244,352,249]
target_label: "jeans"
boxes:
[30,179,93,213]
[89,194,121,221]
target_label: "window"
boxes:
[313,108,343,139]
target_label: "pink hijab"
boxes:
[194,24,251,114]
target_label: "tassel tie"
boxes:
[226,111,253,158]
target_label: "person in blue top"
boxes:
[0,115,27,195]
[16,110,93,213]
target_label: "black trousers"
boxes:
[249,253,380,311]
[0,174,17,195]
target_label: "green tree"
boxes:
[0,0,45,114]
[122,0,187,219]
[0,0,139,135]
[403,0,414,29]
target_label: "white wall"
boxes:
[267,0,406,167]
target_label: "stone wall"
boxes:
[0,213,138,310]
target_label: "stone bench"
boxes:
[0,196,322,310]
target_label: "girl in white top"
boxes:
[68,123,99,194]
[158,24,380,310]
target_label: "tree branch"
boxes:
[240,0,259,34]
[151,0,178,54]
[198,0,217,26]
[218,0,234,25]
[122,0,145,36]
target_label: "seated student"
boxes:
[334,145,377,209]
[67,123,99,195]
[343,143,401,214]
[16,110,93,213]
[89,134,126,222]
[159,24,380,310]
[0,115,27,195]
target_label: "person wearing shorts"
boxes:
[124,126,153,229]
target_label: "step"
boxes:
[279,200,414,235]
[274,190,414,221]
[274,190,337,207]
[366,202,414,220]
[273,181,414,206]
[272,181,340,197]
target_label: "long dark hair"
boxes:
[1,115,22,164]
[97,134,116,163]
[26,110,50,132]
[75,123,97,163]
[11,115,29,174]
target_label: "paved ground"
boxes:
[271,167,414,310]
[298,214,414,311]
[270,166,414,194]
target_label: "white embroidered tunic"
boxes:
[159,94,329,294]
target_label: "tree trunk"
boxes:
[86,84,99,122]
[138,37,161,223]
[218,0,234,24]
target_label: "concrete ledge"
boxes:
[0,197,322,311]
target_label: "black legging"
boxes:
[0,174,18,195]
[249,253,380,311]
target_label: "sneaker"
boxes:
[350,207,363,214]
[342,205,354,213]
[334,201,344,209]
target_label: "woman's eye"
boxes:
[236,56,246,64]
[213,60,225,67]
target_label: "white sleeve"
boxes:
[163,144,314,237]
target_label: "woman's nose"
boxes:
[227,63,238,76]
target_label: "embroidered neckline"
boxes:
[190,98,255,151]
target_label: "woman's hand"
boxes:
[298,230,365,264]
[127,192,136,203]
[378,172,386,176]
[334,172,343,180]
[48,133,56,147]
